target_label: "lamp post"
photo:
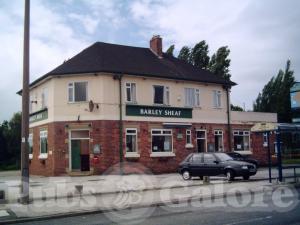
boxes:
[20,0,30,204]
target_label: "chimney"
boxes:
[150,35,163,57]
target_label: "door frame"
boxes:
[68,129,90,171]
[196,129,207,152]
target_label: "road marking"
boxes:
[224,215,272,225]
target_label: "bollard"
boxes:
[203,176,210,184]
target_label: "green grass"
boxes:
[283,158,300,164]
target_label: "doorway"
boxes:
[196,130,207,152]
[69,130,90,172]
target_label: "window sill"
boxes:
[234,151,252,155]
[185,144,194,149]
[29,154,33,160]
[150,152,175,157]
[213,107,222,110]
[38,153,48,159]
[125,152,140,158]
[68,101,88,104]
[126,101,138,105]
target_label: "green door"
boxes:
[71,140,81,170]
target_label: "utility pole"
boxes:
[20,0,30,204]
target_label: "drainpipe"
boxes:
[115,74,123,174]
[225,86,232,152]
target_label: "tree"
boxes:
[231,104,244,111]
[166,45,175,56]
[178,46,191,63]
[190,40,210,69]
[209,46,231,80]
[253,60,295,122]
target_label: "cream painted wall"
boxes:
[47,73,229,124]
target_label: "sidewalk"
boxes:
[0,168,299,224]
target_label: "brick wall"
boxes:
[29,120,270,176]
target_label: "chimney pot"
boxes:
[150,35,162,57]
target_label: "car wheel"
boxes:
[243,175,250,180]
[226,170,234,181]
[182,170,191,180]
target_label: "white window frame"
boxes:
[68,81,88,103]
[41,88,48,109]
[213,90,222,108]
[196,129,207,152]
[233,130,251,151]
[153,85,170,105]
[39,130,48,159]
[150,129,175,157]
[185,129,194,148]
[125,128,140,158]
[125,83,137,103]
[263,133,268,147]
[184,88,200,107]
[28,133,33,159]
[214,130,224,152]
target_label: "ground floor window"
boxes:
[214,130,223,151]
[126,128,138,153]
[151,129,172,152]
[186,129,192,144]
[28,133,33,159]
[233,130,250,151]
[39,130,48,158]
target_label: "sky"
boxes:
[0,0,299,122]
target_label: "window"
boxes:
[184,88,200,107]
[28,133,33,159]
[213,90,222,108]
[263,133,268,147]
[126,83,136,103]
[203,154,216,163]
[126,129,137,153]
[153,85,169,105]
[233,130,250,151]
[196,130,207,152]
[214,130,223,152]
[192,153,202,162]
[71,130,89,139]
[186,130,192,144]
[151,129,172,153]
[39,130,48,158]
[41,88,48,109]
[68,82,88,102]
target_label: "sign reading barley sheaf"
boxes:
[29,108,48,123]
[126,104,192,118]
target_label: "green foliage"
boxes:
[253,60,295,122]
[0,112,21,170]
[231,104,244,111]
[208,46,231,80]
[178,46,191,63]
[190,40,210,69]
[166,45,175,56]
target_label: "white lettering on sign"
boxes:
[140,108,163,116]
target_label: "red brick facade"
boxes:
[29,120,275,176]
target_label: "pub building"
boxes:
[20,35,277,176]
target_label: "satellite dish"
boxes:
[89,100,94,112]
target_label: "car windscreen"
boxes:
[216,153,233,161]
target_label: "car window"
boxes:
[203,154,216,163]
[192,154,202,163]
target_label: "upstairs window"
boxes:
[41,88,48,109]
[126,83,136,103]
[185,88,200,107]
[68,82,88,102]
[153,85,169,105]
[213,90,222,108]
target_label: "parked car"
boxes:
[178,153,257,181]
[226,152,259,167]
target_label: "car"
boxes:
[178,152,257,181]
[226,152,259,167]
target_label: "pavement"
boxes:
[0,167,299,224]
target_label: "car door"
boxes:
[189,153,203,176]
[203,153,220,176]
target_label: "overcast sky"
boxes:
[0,0,299,122]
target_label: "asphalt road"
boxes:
[11,187,300,225]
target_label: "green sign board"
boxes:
[126,104,192,118]
[29,108,48,123]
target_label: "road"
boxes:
[12,187,300,225]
